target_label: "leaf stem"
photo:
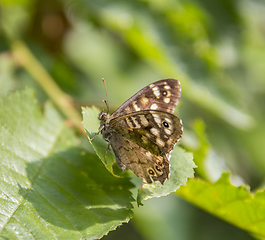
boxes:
[11,40,84,133]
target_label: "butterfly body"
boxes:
[99,79,183,184]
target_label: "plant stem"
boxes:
[11,40,84,133]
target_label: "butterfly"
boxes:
[97,79,183,184]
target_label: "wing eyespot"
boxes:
[155,165,162,172]
[148,169,155,175]
[163,121,169,128]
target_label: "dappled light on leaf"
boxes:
[0,90,134,239]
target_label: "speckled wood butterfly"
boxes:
[98,79,183,184]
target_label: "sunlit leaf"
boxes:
[0,89,134,240]
[177,173,265,239]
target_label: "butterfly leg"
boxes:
[104,143,111,164]
[90,125,105,141]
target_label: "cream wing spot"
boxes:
[156,138,165,147]
[154,90,160,99]
[150,127,160,136]
[145,152,152,158]
[154,118,162,125]
[164,129,172,135]
[150,103,158,110]
[164,98,170,103]
[139,115,149,126]
[152,114,162,125]
[164,117,172,124]
[132,101,141,111]
[141,97,149,106]
[164,85,171,90]
[152,86,160,99]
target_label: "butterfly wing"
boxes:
[108,131,170,184]
[99,79,182,184]
[110,110,183,156]
[111,79,181,118]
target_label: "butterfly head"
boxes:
[98,110,112,140]
[98,109,109,121]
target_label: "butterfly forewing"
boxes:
[111,79,181,118]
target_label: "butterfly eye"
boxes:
[163,121,169,128]
[148,169,155,175]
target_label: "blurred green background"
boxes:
[1,0,265,239]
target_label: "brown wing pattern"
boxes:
[110,110,183,156]
[111,79,181,118]
[99,79,183,185]
[109,131,170,184]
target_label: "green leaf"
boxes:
[0,89,134,240]
[0,53,16,97]
[191,119,232,182]
[137,146,196,205]
[82,106,120,177]
[177,173,265,239]
[191,119,211,180]
[81,106,101,133]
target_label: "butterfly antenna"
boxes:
[102,78,109,114]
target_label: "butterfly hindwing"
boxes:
[110,110,183,155]
[108,131,170,184]
[111,79,181,118]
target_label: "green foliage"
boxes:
[0,90,134,239]
[178,173,265,239]
[1,0,265,239]
[177,120,265,238]
[0,54,16,97]
[82,106,101,133]
[188,119,211,180]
